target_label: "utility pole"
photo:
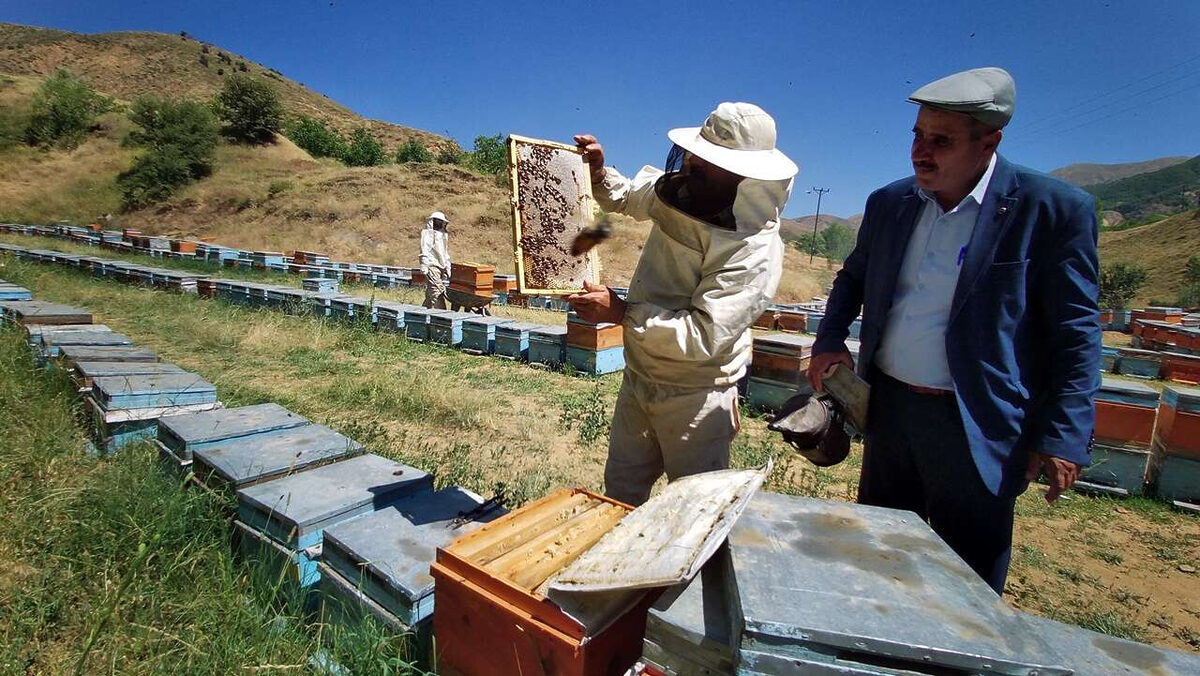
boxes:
[807,187,830,264]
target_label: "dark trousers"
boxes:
[860,371,1016,595]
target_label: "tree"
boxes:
[214,74,283,144]
[436,145,465,165]
[821,223,856,263]
[24,69,112,149]
[466,134,506,175]
[394,139,433,163]
[1178,255,1200,309]
[790,232,825,257]
[284,116,346,159]
[341,127,387,166]
[1098,262,1148,310]
[117,98,219,210]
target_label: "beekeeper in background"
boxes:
[419,211,451,309]
[568,102,797,506]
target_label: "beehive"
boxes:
[461,316,514,354]
[157,403,310,464]
[431,488,647,676]
[494,321,542,360]
[58,345,159,364]
[72,361,186,390]
[508,135,600,295]
[429,311,478,346]
[320,487,505,630]
[193,424,365,490]
[0,300,92,325]
[529,325,568,368]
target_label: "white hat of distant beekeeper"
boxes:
[666,102,799,181]
[908,67,1016,129]
[428,211,448,223]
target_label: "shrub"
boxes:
[199,54,209,68]
[394,139,432,163]
[214,73,283,144]
[341,127,387,166]
[267,180,293,197]
[117,98,219,210]
[24,68,112,149]
[465,134,506,175]
[284,116,346,159]
[1098,262,1149,311]
[436,145,465,165]
[1178,255,1200,308]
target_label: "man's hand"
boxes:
[574,134,606,185]
[565,281,626,325]
[808,350,855,393]
[1025,452,1080,503]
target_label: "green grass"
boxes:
[0,324,430,675]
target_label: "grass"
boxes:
[0,324,431,675]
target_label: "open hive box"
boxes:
[431,488,647,676]
[508,134,600,295]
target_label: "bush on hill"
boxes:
[284,115,347,159]
[436,145,465,165]
[465,134,506,175]
[24,68,113,149]
[117,98,219,210]
[214,74,283,145]
[1098,262,1148,311]
[1178,255,1200,309]
[341,126,387,167]
[394,138,433,164]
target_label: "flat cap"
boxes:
[908,67,1015,129]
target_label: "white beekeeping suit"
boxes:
[581,102,796,506]
[419,211,451,309]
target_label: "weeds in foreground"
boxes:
[558,382,611,445]
[0,326,428,674]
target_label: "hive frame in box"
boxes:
[507,134,601,296]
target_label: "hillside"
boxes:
[1051,156,1190,186]
[1085,155,1200,220]
[1099,206,1200,306]
[0,22,450,152]
[0,38,835,302]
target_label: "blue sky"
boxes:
[5,0,1199,217]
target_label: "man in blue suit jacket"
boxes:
[809,67,1100,594]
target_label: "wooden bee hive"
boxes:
[507,134,600,295]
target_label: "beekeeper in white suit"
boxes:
[569,102,796,506]
[419,211,451,309]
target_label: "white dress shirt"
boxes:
[875,153,997,390]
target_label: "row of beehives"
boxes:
[1079,376,1199,509]
[0,240,628,376]
[0,286,511,664]
[6,274,1199,675]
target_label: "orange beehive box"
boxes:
[170,240,197,254]
[1154,386,1200,458]
[411,270,427,287]
[451,262,495,287]
[1161,353,1200,385]
[1094,400,1157,448]
[777,310,808,333]
[566,322,624,351]
[431,488,650,676]
[753,309,779,331]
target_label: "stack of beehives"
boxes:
[744,333,815,411]
[1150,385,1200,508]
[565,312,624,375]
[1082,376,1161,495]
[450,262,495,298]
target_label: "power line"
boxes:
[1012,79,1200,146]
[1020,53,1200,133]
[1022,67,1200,136]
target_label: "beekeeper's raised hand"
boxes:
[573,134,606,184]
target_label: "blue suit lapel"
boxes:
[949,155,1021,325]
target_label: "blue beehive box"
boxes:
[319,487,506,631]
[92,372,218,410]
[806,312,824,335]
[156,403,310,466]
[405,308,450,342]
[494,321,541,361]
[429,311,477,346]
[35,327,128,358]
[1101,346,1119,373]
[529,325,567,368]
[1153,453,1200,505]
[58,345,159,364]
[72,360,186,390]
[193,424,366,490]
[235,454,433,588]
[566,345,625,375]
[373,301,419,333]
[1117,347,1162,378]
[1079,443,1151,496]
[1096,376,1159,408]
[0,283,31,301]
[745,377,809,413]
[461,316,514,354]
[330,296,375,324]
[307,292,351,318]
